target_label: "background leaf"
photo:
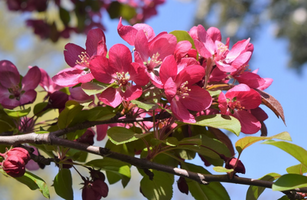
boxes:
[107,127,152,145]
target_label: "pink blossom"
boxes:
[218,84,263,134]
[234,69,273,90]
[0,60,41,109]
[90,44,147,108]
[160,55,212,123]
[53,28,107,87]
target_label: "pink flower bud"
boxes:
[225,157,246,174]
[1,147,31,177]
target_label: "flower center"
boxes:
[147,53,162,71]
[76,52,90,67]
[177,81,191,98]
[8,85,22,100]
[115,72,130,87]
[228,100,245,110]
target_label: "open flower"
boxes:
[218,84,263,134]
[90,44,147,108]
[0,60,41,109]
[160,55,212,123]
[53,28,107,87]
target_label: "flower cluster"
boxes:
[0,147,31,177]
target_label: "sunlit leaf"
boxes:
[246,173,280,200]
[262,140,307,168]
[107,127,152,145]
[286,164,307,174]
[14,171,50,198]
[170,30,196,49]
[235,131,291,155]
[185,114,241,136]
[107,1,137,20]
[58,100,83,129]
[4,107,31,118]
[130,100,156,111]
[272,174,307,191]
[81,81,114,96]
[212,166,234,173]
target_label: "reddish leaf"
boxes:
[208,127,235,156]
[254,89,285,125]
[260,121,267,137]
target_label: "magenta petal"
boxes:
[117,18,138,46]
[258,78,273,90]
[194,39,212,59]
[235,71,265,89]
[52,68,84,87]
[171,98,195,123]
[181,86,212,111]
[231,51,252,69]
[176,65,205,86]
[109,44,132,72]
[99,88,122,108]
[78,73,94,83]
[233,110,260,134]
[96,124,108,141]
[85,28,107,56]
[218,92,228,114]
[133,23,155,41]
[121,85,142,101]
[227,38,250,62]
[160,55,177,84]
[164,77,177,101]
[207,27,222,42]
[22,66,41,91]
[90,56,113,83]
[0,60,20,88]
[250,107,268,122]
[130,62,149,86]
[135,31,149,62]
[20,90,37,105]
[64,43,85,67]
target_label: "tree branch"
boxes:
[0,131,306,194]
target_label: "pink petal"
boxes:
[0,60,20,88]
[194,39,211,59]
[117,18,138,46]
[96,124,108,141]
[251,107,268,122]
[52,68,84,87]
[121,85,142,101]
[227,38,250,63]
[20,90,37,105]
[99,87,122,108]
[85,28,107,57]
[171,98,195,123]
[22,66,41,91]
[231,51,252,69]
[164,77,177,101]
[109,44,132,72]
[89,56,113,83]
[130,62,149,86]
[218,92,228,114]
[207,27,222,42]
[160,55,177,84]
[181,86,212,111]
[233,110,261,134]
[176,65,205,86]
[135,31,149,62]
[133,23,155,41]
[64,43,85,67]
[197,25,215,54]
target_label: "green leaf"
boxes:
[140,170,174,200]
[107,1,137,20]
[130,100,156,111]
[86,157,131,187]
[170,30,196,49]
[54,168,73,200]
[4,107,31,118]
[246,173,280,200]
[83,106,116,121]
[58,101,83,129]
[272,174,307,191]
[212,166,234,173]
[13,171,50,198]
[59,7,70,25]
[235,131,291,155]
[286,164,307,174]
[187,114,241,136]
[262,140,307,168]
[182,163,230,200]
[81,81,113,96]
[33,102,50,117]
[0,114,15,132]
[107,127,152,145]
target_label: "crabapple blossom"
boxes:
[0,60,41,109]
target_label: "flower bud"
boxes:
[0,147,31,177]
[82,179,108,200]
[177,176,189,195]
[76,129,94,145]
[225,157,246,174]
